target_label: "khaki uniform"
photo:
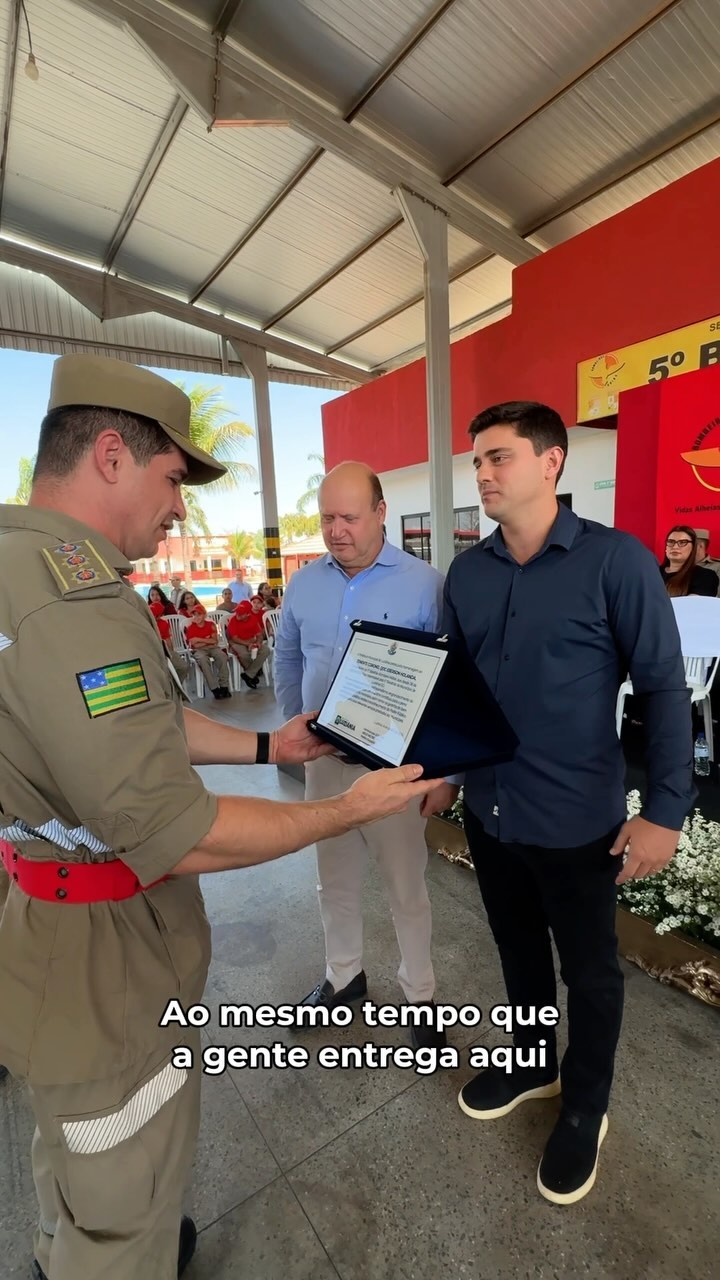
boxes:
[0,504,218,1279]
[697,555,720,595]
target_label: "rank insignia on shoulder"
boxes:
[77,660,149,718]
[42,540,119,595]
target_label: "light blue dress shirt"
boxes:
[227,579,252,605]
[274,541,444,719]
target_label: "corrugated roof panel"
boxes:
[233,0,437,112]
[331,300,427,368]
[361,0,666,173]
[457,0,720,227]
[536,121,720,248]
[450,257,514,312]
[116,115,318,295]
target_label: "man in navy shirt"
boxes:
[432,401,693,1205]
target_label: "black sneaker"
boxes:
[458,1064,560,1120]
[408,1002,448,1050]
[32,1214,197,1280]
[301,970,367,1010]
[537,1109,608,1205]
[218,686,231,698]
[240,673,254,689]
[211,687,224,699]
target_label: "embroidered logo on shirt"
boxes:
[77,660,149,718]
[42,540,117,594]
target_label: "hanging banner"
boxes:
[577,315,720,422]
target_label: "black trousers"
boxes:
[464,806,625,1117]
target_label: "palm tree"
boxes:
[226,530,254,568]
[175,383,256,581]
[5,455,35,504]
[296,452,325,514]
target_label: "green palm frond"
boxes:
[5,455,35,505]
[296,452,325,514]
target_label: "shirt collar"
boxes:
[0,503,133,575]
[324,537,401,576]
[483,502,579,562]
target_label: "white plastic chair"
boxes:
[615,596,720,758]
[261,608,281,685]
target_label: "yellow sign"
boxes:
[577,315,720,422]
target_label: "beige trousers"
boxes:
[192,645,229,691]
[305,756,435,1002]
[30,1037,201,1280]
[228,638,270,680]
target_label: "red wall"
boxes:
[323,157,720,472]
[616,363,720,558]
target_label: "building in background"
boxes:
[132,534,262,585]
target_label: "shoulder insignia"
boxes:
[41,540,119,595]
[77,660,149,718]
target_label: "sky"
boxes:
[0,350,343,532]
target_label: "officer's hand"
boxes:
[419,780,459,819]
[271,713,335,764]
[343,765,444,826]
[610,816,680,885]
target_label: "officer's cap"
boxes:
[47,354,226,486]
[694,528,710,541]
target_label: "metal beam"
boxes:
[103,97,188,270]
[190,0,460,304]
[260,0,685,332]
[214,0,244,40]
[0,237,376,383]
[0,0,22,223]
[233,342,282,587]
[327,101,720,361]
[395,189,454,573]
[80,0,537,264]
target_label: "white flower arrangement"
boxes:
[618,791,720,946]
[439,789,720,947]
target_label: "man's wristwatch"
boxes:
[255,732,270,764]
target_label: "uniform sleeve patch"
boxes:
[42,539,118,594]
[76,660,149,718]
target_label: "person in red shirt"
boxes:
[226,597,270,689]
[185,603,230,698]
[148,601,189,683]
[178,590,201,617]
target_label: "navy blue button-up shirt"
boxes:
[443,504,694,848]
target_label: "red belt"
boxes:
[0,838,167,903]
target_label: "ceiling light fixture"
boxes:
[20,1,39,81]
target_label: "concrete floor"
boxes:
[1,688,718,1280]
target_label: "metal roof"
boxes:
[0,0,717,384]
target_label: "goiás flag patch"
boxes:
[77,660,149,718]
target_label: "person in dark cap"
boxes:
[0,354,440,1280]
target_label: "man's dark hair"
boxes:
[369,472,384,509]
[468,401,568,482]
[34,406,175,481]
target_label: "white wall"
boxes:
[380,427,618,550]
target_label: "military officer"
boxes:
[694,528,720,594]
[0,355,440,1280]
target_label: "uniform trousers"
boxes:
[305,755,435,1002]
[463,805,625,1116]
[192,645,229,691]
[30,1039,201,1280]
[228,638,270,680]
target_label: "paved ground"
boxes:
[1,689,718,1279]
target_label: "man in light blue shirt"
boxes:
[227,568,252,605]
[274,462,448,1047]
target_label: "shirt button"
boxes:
[504,654,510,661]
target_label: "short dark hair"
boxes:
[34,406,175,481]
[369,472,384,509]
[468,401,568,482]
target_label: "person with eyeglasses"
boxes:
[660,526,718,597]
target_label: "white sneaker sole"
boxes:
[537,1114,609,1205]
[458,1077,561,1120]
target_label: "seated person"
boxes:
[660,526,719,597]
[226,596,271,689]
[147,584,177,615]
[184,603,231,699]
[216,587,236,614]
[149,601,189,682]
[257,581,280,609]
[178,589,201,617]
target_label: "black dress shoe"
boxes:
[301,970,367,1010]
[408,1001,448,1050]
[178,1215,197,1275]
[32,1215,198,1280]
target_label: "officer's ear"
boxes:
[93,429,127,482]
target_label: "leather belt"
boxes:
[0,838,168,903]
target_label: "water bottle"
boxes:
[694,733,711,777]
